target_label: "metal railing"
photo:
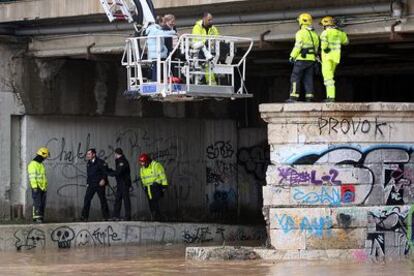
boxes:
[121,33,253,99]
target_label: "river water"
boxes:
[1,245,414,275]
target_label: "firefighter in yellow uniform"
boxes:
[288,13,319,102]
[192,12,219,84]
[138,153,168,221]
[27,147,49,223]
[320,16,349,102]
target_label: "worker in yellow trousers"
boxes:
[320,16,349,102]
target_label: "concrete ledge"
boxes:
[186,246,259,261]
[0,221,265,251]
[186,246,412,262]
[259,102,414,114]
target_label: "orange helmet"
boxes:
[138,153,150,163]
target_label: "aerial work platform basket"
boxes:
[121,34,254,101]
[99,0,253,101]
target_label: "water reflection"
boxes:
[0,245,413,275]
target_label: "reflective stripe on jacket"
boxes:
[140,160,168,199]
[28,160,47,191]
[290,26,319,61]
[320,27,349,64]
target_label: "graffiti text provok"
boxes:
[318,117,387,136]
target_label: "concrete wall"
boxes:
[21,116,266,223]
[0,0,251,23]
[0,221,265,251]
[260,102,414,261]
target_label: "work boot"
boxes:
[305,97,314,103]
[80,216,88,222]
[33,218,43,224]
[285,97,298,103]
[324,97,335,103]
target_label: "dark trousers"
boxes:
[113,184,131,220]
[81,185,109,219]
[151,60,165,81]
[145,185,163,221]
[32,189,46,221]
[289,60,315,99]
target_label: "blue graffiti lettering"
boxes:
[292,187,341,206]
[275,214,333,238]
[299,216,333,238]
[275,214,296,234]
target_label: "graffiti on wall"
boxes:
[14,228,46,250]
[269,145,414,206]
[277,167,342,186]
[292,187,341,206]
[367,207,410,262]
[10,223,265,251]
[318,117,387,136]
[274,214,333,238]
[237,144,270,181]
[51,226,75,249]
[35,120,268,222]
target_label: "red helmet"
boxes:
[138,153,150,163]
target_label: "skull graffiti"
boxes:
[51,226,75,249]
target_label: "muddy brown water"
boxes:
[1,245,414,275]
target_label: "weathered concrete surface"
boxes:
[186,246,411,261]
[0,0,251,23]
[19,116,266,223]
[0,92,24,220]
[260,102,414,261]
[0,221,264,251]
[186,246,259,261]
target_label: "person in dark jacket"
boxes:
[107,148,132,221]
[80,148,110,221]
[162,14,177,55]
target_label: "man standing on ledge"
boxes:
[287,13,319,103]
[28,147,49,223]
[81,148,110,221]
[107,148,132,221]
[320,16,349,102]
[138,153,168,221]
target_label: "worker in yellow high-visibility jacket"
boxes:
[138,153,168,221]
[288,13,319,102]
[192,12,219,85]
[320,16,349,102]
[27,147,49,223]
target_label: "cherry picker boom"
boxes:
[99,0,253,101]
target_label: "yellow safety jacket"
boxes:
[192,20,220,37]
[320,27,349,64]
[28,161,47,191]
[140,160,168,199]
[290,26,319,61]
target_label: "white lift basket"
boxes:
[121,34,253,101]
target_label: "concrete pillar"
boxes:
[0,93,25,220]
[0,41,26,220]
[260,102,414,261]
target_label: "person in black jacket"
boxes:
[107,148,132,221]
[80,148,110,221]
